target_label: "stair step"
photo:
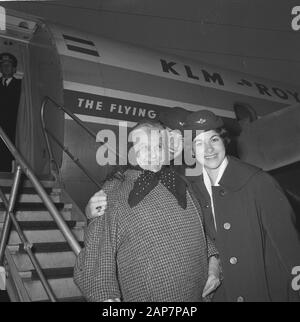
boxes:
[0,202,66,211]
[0,210,73,222]
[0,220,84,231]
[2,193,61,204]
[0,186,54,195]
[0,174,55,188]
[11,241,85,253]
[11,220,78,231]
[8,227,84,244]
[20,267,74,280]
[2,220,81,232]
[11,251,77,271]
[23,277,82,301]
[31,241,84,253]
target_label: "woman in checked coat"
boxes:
[74,121,221,302]
[184,110,300,302]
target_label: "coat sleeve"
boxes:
[207,236,219,258]
[87,178,122,224]
[256,172,300,300]
[73,197,121,302]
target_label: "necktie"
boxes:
[2,79,8,87]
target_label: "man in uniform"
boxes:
[0,53,22,172]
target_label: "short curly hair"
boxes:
[214,127,231,147]
[190,127,231,154]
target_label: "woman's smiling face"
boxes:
[132,127,164,172]
[193,130,226,171]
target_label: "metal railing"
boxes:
[0,126,82,301]
[41,96,103,189]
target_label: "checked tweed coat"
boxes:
[74,169,218,302]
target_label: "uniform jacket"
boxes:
[74,169,218,302]
[189,156,300,302]
[0,76,21,171]
[0,76,21,140]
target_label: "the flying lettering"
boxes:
[77,98,157,119]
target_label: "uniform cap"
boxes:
[159,106,191,130]
[183,109,224,131]
[0,53,17,67]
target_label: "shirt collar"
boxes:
[203,156,228,190]
[2,77,13,86]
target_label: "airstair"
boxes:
[0,173,86,302]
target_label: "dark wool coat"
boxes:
[74,169,218,302]
[189,156,300,302]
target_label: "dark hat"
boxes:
[159,106,191,130]
[184,109,224,131]
[0,53,17,67]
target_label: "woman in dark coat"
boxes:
[74,121,221,302]
[184,110,300,302]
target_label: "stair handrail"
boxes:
[41,96,104,189]
[0,126,82,258]
[0,179,56,302]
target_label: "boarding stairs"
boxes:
[0,97,106,302]
[0,173,86,302]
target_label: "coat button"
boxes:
[205,204,210,208]
[230,257,238,265]
[219,189,226,196]
[224,223,231,230]
[237,296,244,302]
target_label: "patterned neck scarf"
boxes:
[128,166,187,209]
